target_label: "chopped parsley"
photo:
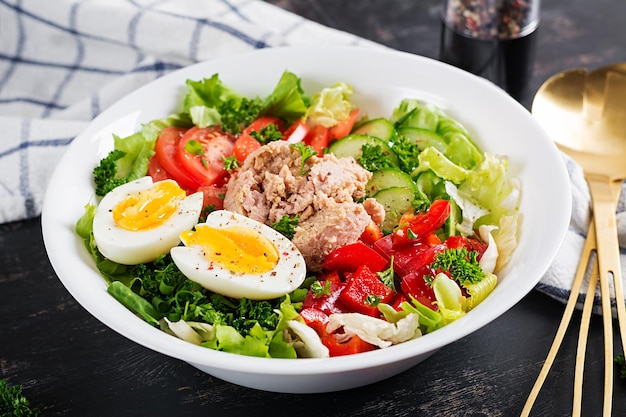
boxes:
[377,258,396,292]
[218,97,262,135]
[311,280,332,297]
[365,294,381,307]
[390,134,421,173]
[184,139,204,156]
[357,143,396,172]
[222,155,240,171]
[431,247,485,285]
[250,123,283,145]
[272,214,300,240]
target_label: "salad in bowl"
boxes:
[75,68,520,359]
[42,46,569,393]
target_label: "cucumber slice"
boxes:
[328,134,399,166]
[366,168,416,197]
[373,186,415,233]
[397,126,448,154]
[352,118,397,142]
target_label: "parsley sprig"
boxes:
[431,247,485,285]
[272,214,300,240]
[250,123,283,145]
[291,143,317,176]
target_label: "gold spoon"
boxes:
[530,63,626,416]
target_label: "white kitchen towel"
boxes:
[1,0,624,313]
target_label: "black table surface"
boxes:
[2,1,626,416]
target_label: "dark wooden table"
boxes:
[2,1,625,416]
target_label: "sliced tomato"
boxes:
[197,184,225,210]
[176,126,235,187]
[304,124,330,156]
[244,116,285,136]
[329,108,360,140]
[233,134,261,163]
[284,119,310,143]
[154,127,202,190]
[232,116,285,162]
[147,154,171,183]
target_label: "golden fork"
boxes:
[521,180,622,416]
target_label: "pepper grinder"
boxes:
[439,0,541,102]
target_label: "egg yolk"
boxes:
[112,181,186,231]
[180,224,280,275]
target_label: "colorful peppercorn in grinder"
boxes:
[439,0,540,102]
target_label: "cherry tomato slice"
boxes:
[284,119,310,143]
[147,154,171,183]
[176,126,235,187]
[154,127,202,190]
[197,184,226,210]
[233,133,261,163]
[304,124,330,156]
[329,108,360,140]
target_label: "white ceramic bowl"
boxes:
[42,46,571,393]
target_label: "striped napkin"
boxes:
[0,0,374,223]
[1,0,624,312]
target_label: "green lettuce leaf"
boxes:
[305,82,355,127]
[458,152,520,226]
[410,146,468,184]
[261,70,309,123]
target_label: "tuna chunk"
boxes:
[292,200,372,271]
[223,140,385,271]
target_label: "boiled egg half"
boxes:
[171,210,306,300]
[92,176,203,265]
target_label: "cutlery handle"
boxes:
[587,176,622,417]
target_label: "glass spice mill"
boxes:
[439,0,541,102]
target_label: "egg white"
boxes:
[92,176,203,265]
[171,210,306,300]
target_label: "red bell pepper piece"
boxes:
[392,199,451,246]
[338,265,393,317]
[299,307,377,356]
[322,333,377,356]
[359,221,384,247]
[444,235,488,259]
[299,307,329,335]
[302,280,347,315]
[400,271,438,311]
[322,242,389,273]
[374,234,444,277]
[398,243,446,277]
